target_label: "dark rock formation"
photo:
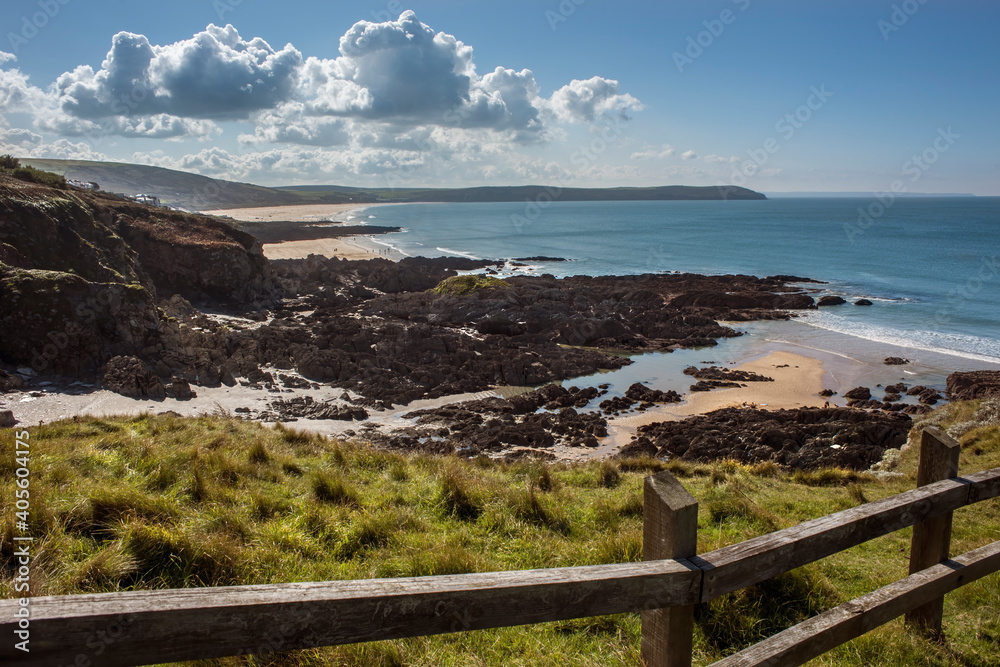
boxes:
[261,396,368,422]
[0,369,26,392]
[635,407,911,470]
[819,389,836,397]
[947,371,1000,402]
[361,384,612,456]
[817,295,847,306]
[0,409,15,427]
[102,356,165,399]
[683,365,773,383]
[624,382,682,404]
[883,357,909,365]
[844,387,872,401]
[854,299,873,306]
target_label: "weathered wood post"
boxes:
[905,426,961,639]
[641,470,699,667]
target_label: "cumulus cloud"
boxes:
[631,144,675,160]
[681,149,698,160]
[547,76,642,124]
[25,12,641,146]
[51,26,302,122]
[0,58,46,113]
[0,126,107,160]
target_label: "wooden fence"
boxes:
[2,426,999,667]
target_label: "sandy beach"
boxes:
[202,203,406,261]
[203,203,378,222]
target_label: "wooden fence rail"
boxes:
[2,427,998,667]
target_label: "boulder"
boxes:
[843,386,872,401]
[102,356,165,399]
[0,410,15,428]
[883,357,909,365]
[854,299,873,306]
[817,295,847,306]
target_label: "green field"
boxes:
[2,400,998,666]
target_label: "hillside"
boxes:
[279,183,768,202]
[19,159,363,211]
[19,158,766,210]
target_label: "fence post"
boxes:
[905,426,961,640]
[641,470,699,667]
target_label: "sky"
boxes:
[0,0,997,194]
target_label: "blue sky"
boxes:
[1,0,997,193]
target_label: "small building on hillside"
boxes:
[132,194,161,206]
[67,179,100,190]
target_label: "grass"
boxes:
[429,274,512,296]
[1,403,998,666]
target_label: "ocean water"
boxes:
[349,197,1000,390]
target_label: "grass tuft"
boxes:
[312,470,361,507]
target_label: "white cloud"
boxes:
[546,76,643,124]
[51,26,302,122]
[3,12,646,183]
[681,149,698,160]
[631,143,675,160]
[703,154,739,164]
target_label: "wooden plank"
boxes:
[0,559,701,667]
[696,476,972,602]
[708,540,1000,667]
[966,466,1000,503]
[642,470,700,667]
[906,427,962,637]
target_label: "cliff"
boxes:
[0,173,279,375]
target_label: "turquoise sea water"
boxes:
[349,197,1000,391]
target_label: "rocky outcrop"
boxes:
[633,407,911,470]
[371,384,611,456]
[0,175,279,308]
[817,295,847,306]
[884,357,909,365]
[854,299,873,306]
[683,365,774,383]
[102,356,165,399]
[947,371,1000,402]
[0,174,280,376]
[0,270,159,376]
[844,387,872,401]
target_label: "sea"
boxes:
[345,197,1000,397]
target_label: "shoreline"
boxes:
[0,346,872,463]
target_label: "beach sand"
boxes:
[201,202,406,261]
[203,203,375,222]
[261,236,405,261]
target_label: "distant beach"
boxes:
[202,202,408,261]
